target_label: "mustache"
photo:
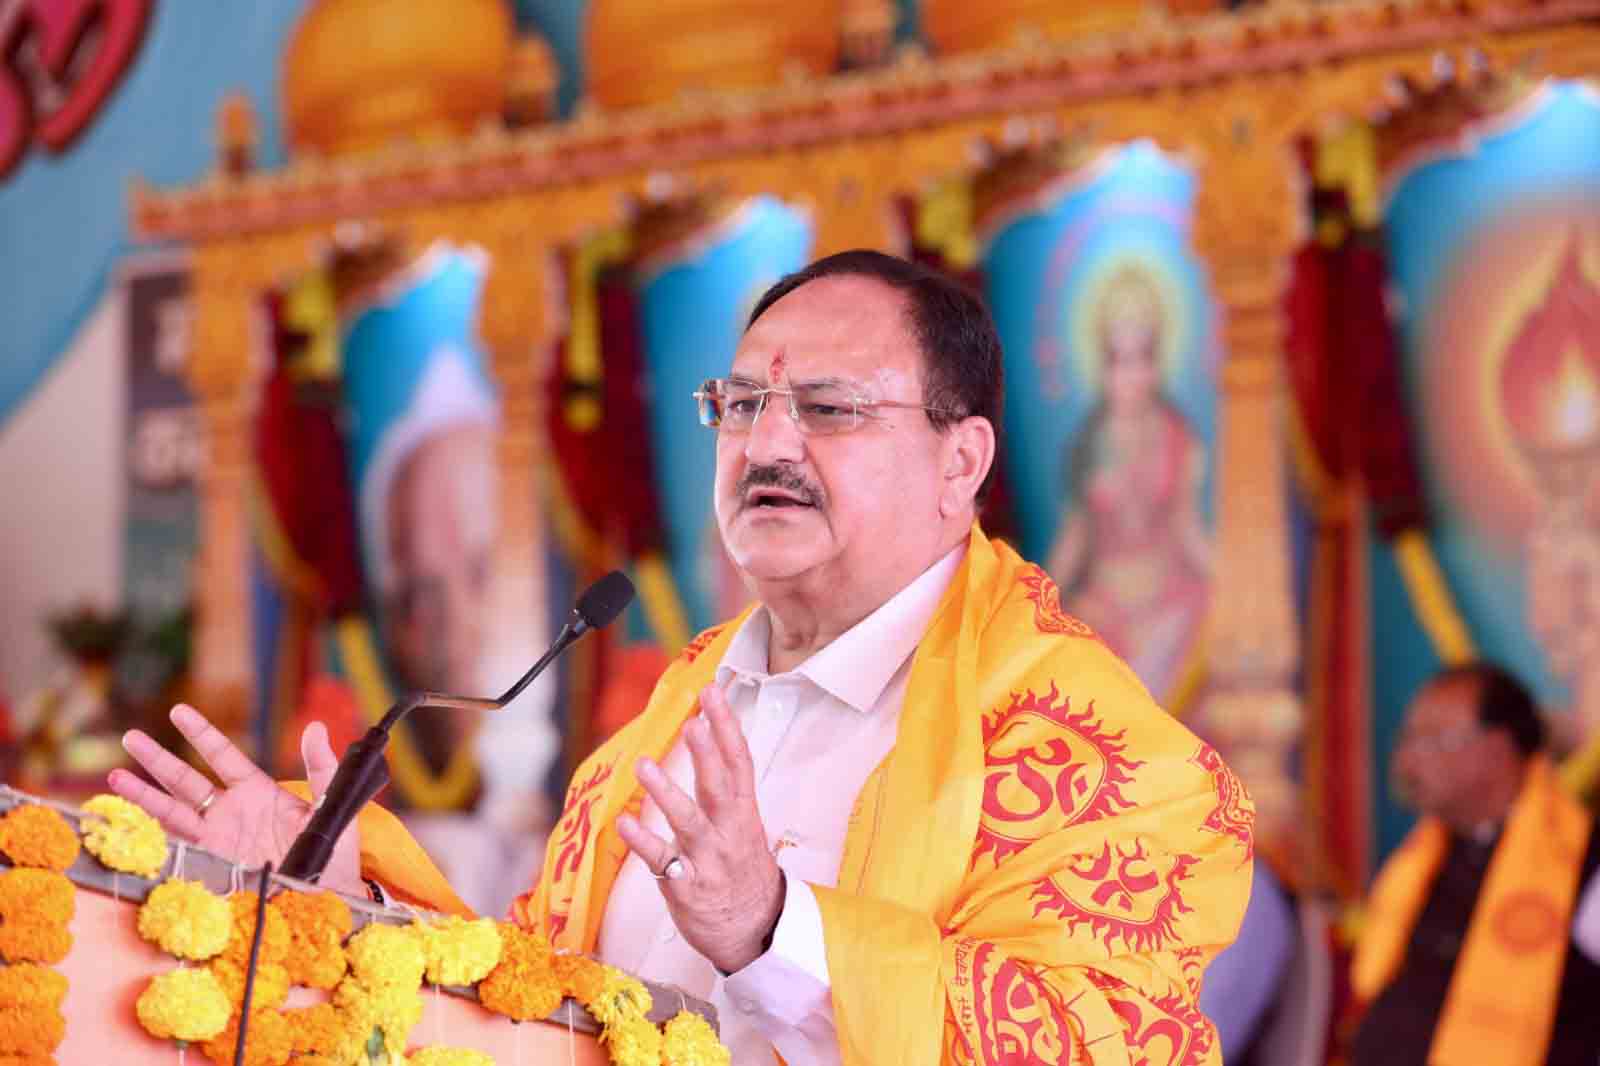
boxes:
[737,464,825,508]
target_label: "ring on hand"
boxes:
[196,788,219,815]
[653,855,686,881]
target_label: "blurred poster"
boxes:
[121,255,200,636]
[635,196,813,634]
[982,142,1219,706]
[1376,82,1600,848]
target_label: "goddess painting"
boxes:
[1047,263,1211,698]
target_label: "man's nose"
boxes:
[744,394,806,465]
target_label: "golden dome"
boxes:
[922,0,1147,57]
[585,0,843,113]
[282,0,514,158]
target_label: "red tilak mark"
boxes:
[769,347,787,383]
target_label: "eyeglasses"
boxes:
[693,377,962,436]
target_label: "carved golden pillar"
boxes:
[1187,104,1309,880]
[184,246,261,744]
[475,219,557,718]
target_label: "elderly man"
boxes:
[111,251,1252,1066]
[1350,664,1600,1066]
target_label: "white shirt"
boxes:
[595,545,966,1065]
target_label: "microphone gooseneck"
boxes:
[278,571,637,883]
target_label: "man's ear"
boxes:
[939,416,996,519]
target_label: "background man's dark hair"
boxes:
[1430,661,1546,756]
[746,249,1005,504]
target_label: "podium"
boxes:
[3,789,716,1064]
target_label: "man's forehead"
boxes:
[1411,678,1480,723]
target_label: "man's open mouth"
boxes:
[747,488,814,509]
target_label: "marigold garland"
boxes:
[332,976,423,1060]
[0,1005,65,1059]
[79,794,168,878]
[662,1010,732,1066]
[134,967,231,1042]
[586,963,653,1028]
[274,890,351,990]
[0,1053,57,1066]
[417,915,503,986]
[477,923,562,1022]
[137,878,232,960]
[0,964,66,1010]
[0,921,71,966]
[281,1003,344,1058]
[554,952,608,1004]
[0,805,79,871]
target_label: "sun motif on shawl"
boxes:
[1087,970,1215,1066]
[678,623,727,665]
[1018,564,1098,638]
[974,685,1144,868]
[1032,839,1199,955]
[1189,742,1255,863]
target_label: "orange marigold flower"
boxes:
[478,923,562,1022]
[0,920,71,965]
[199,1009,292,1066]
[0,1053,56,1066]
[553,952,607,1004]
[0,805,79,871]
[282,1003,344,1057]
[0,869,73,924]
[274,890,350,990]
[0,1005,65,1057]
[221,891,290,968]
[208,958,290,1011]
[0,964,67,1009]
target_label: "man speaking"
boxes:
[112,250,1253,1065]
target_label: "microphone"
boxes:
[279,570,636,883]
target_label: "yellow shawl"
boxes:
[509,526,1254,1065]
[1351,756,1593,1066]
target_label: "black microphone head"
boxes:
[575,570,635,631]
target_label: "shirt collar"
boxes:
[715,543,967,713]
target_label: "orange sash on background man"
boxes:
[1351,757,1593,1066]
[507,525,1254,1065]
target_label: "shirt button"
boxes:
[659,927,676,944]
[737,998,758,1014]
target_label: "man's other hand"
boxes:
[617,684,785,974]
[108,704,364,897]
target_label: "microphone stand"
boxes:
[278,615,594,883]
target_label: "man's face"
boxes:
[714,276,952,590]
[1392,676,1503,822]
[383,422,497,693]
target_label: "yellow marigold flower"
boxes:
[333,978,422,1057]
[601,1014,663,1066]
[221,891,291,969]
[208,957,290,1011]
[0,920,71,965]
[0,964,67,1010]
[587,963,652,1027]
[0,1004,64,1058]
[137,878,232,960]
[408,1048,496,1066]
[345,922,425,990]
[418,915,502,986]
[134,968,230,1043]
[662,1010,731,1066]
[0,869,73,925]
[478,923,562,1022]
[0,805,79,871]
[198,1008,292,1066]
[275,890,351,990]
[80,794,168,878]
